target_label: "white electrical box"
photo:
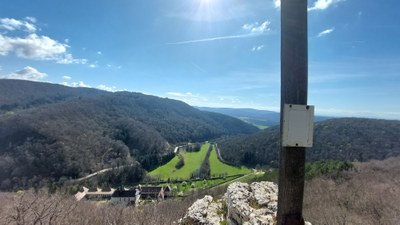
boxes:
[282,104,314,147]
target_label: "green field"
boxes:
[255,125,269,130]
[148,143,210,180]
[209,145,251,176]
[149,143,251,181]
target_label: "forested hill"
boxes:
[217,118,400,167]
[0,79,104,112]
[0,79,258,190]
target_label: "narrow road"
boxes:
[214,144,227,164]
[67,164,135,183]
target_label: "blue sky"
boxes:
[0,0,399,119]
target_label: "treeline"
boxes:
[185,143,202,152]
[304,160,353,180]
[0,80,258,191]
[190,144,213,179]
[217,118,400,168]
[0,79,103,112]
[175,155,185,169]
[257,160,354,183]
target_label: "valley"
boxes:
[0,80,258,191]
[147,142,253,195]
[0,80,399,224]
[149,142,251,180]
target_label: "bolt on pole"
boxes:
[277,0,308,224]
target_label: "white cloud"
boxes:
[308,0,341,11]
[0,18,36,33]
[166,92,209,105]
[97,84,124,92]
[62,75,71,80]
[25,17,36,23]
[252,45,264,52]
[89,64,96,68]
[56,53,87,64]
[318,27,335,37]
[2,66,47,81]
[167,92,195,97]
[97,51,102,55]
[274,0,281,8]
[0,33,87,64]
[66,81,91,88]
[242,21,271,34]
[0,33,64,58]
[274,0,341,11]
[0,17,86,64]
[0,35,13,55]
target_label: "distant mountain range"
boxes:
[217,118,400,167]
[196,107,332,128]
[0,79,258,190]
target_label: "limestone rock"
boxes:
[179,195,224,225]
[180,181,312,225]
[225,181,277,225]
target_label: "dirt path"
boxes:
[67,164,135,183]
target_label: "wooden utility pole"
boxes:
[277,0,308,224]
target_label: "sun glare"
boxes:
[201,0,214,7]
[194,0,220,21]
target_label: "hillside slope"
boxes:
[217,118,400,167]
[0,80,258,190]
[0,79,104,112]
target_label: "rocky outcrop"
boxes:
[226,181,277,225]
[180,181,312,225]
[179,195,224,225]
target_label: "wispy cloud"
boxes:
[167,34,256,45]
[62,75,71,80]
[252,45,264,52]
[308,0,342,11]
[168,20,271,45]
[62,81,91,88]
[2,66,47,81]
[0,17,36,33]
[242,21,271,34]
[318,27,335,37]
[274,0,342,11]
[166,92,209,105]
[167,92,197,98]
[0,17,87,64]
[97,84,124,92]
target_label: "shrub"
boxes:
[175,155,185,169]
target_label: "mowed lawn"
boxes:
[209,145,252,176]
[149,143,210,180]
